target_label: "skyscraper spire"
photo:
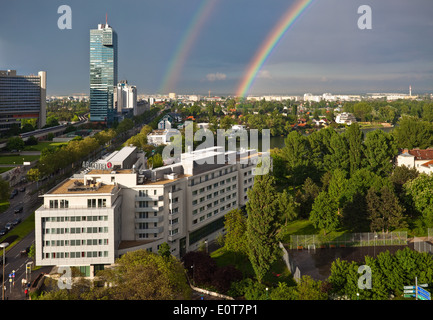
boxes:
[106,13,108,26]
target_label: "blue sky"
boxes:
[1,0,432,96]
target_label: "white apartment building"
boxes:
[114,80,138,115]
[35,145,260,276]
[335,112,357,125]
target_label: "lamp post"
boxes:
[0,242,9,300]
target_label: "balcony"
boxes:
[135,194,163,201]
[134,227,163,234]
[135,206,164,213]
[135,215,163,224]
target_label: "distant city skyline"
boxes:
[1,0,432,97]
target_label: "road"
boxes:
[0,178,52,300]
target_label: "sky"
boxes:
[0,0,432,97]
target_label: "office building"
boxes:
[0,70,46,131]
[35,145,260,276]
[114,80,139,116]
[89,22,118,124]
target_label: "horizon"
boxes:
[1,0,432,97]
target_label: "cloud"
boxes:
[206,72,227,81]
[256,70,272,79]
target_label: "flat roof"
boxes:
[107,146,136,163]
[48,179,116,195]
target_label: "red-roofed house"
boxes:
[396,148,433,174]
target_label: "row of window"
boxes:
[190,166,236,187]
[192,177,237,196]
[192,187,237,206]
[88,199,107,208]
[43,215,108,222]
[44,239,109,246]
[192,201,237,226]
[138,189,158,197]
[193,193,237,215]
[44,251,109,259]
[49,200,69,209]
[43,227,109,234]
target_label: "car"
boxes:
[19,187,26,192]
[9,189,18,199]
[14,206,23,214]
[12,218,21,226]
[5,223,13,231]
[0,229,7,236]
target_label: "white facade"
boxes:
[35,145,261,274]
[114,80,137,114]
[147,129,179,146]
[335,112,357,125]
[396,149,433,175]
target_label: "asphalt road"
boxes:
[0,180,52,300]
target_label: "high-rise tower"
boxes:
[89,20,118,124]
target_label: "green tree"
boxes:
[6,136,24,151]
[363,130,397,176]
[404,173,433,228]
[346,123,364,176]
[223,208,248,256]
[310,190,339,235]
[296,275,328,300]
[281,131,312,186]
[392,116,433,149]
[91,250,191,300]
[158,242,171,259]
[366,186,406,232]
[246,174,281,283]
[277,189,298,225]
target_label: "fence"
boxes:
[413,230,433,255]
[279,242,301,283]
[289,231,408,250]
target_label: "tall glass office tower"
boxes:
[90,22,117,124]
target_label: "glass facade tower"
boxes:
[90,23,117,124]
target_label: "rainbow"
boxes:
[159,0,218,94]
[236,0,314,98]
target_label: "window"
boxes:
[87,199,96,208]
[98,199,106,208]
[49,200,58,208]
[60,200,68,208]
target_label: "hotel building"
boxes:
[35,145,260,276]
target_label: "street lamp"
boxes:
[0,242,9,300]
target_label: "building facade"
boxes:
[114,80,137,114]
[90,23,118,124]
[0,70,46,131]
[35,145,260,276]
[396,148,433,174]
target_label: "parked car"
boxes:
[19,187,26,192]
[9,189,18,199]
[0,229,7,236]
[12,218,21,226]
[14,206,23,214]
[5,222,13,231]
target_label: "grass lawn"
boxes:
[0,200,9,214]
[0,167,14,174]
[0,155,40,165]
[23,141,67,152]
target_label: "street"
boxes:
[0,177,52,300]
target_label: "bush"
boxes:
[211,265,242,294]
